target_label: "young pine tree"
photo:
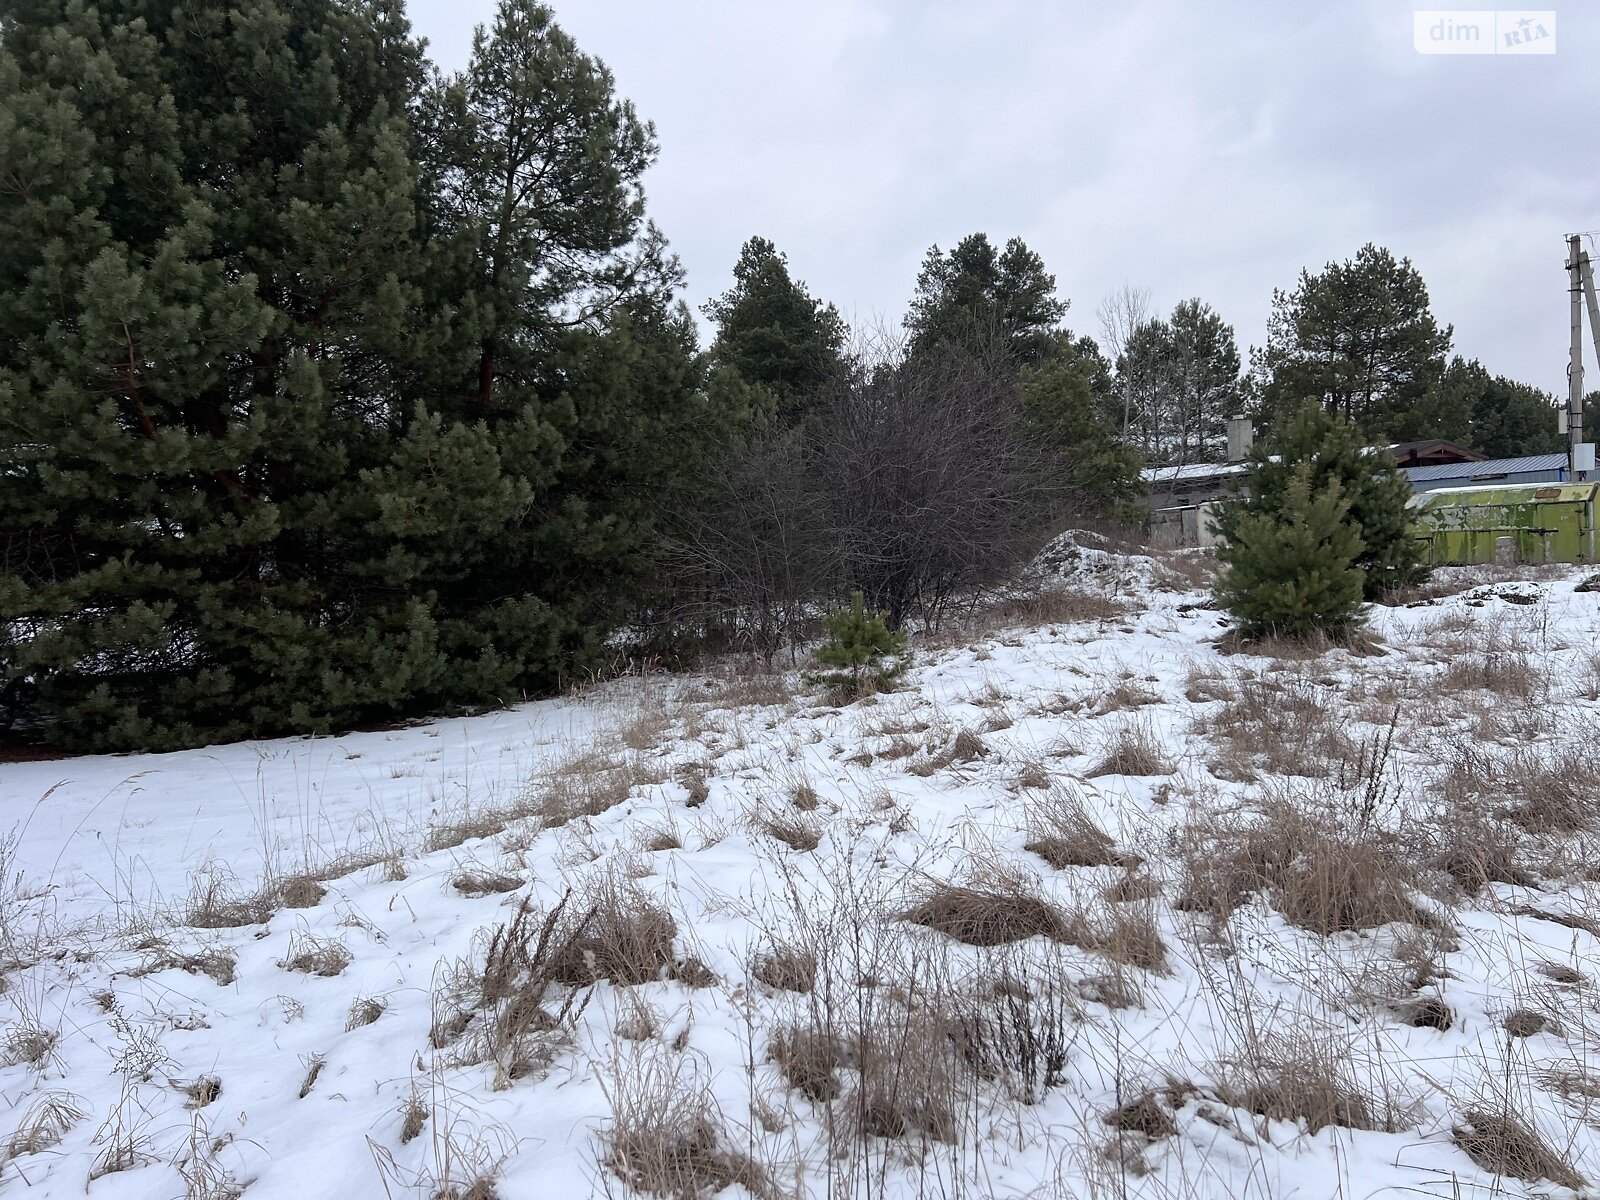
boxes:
[812,592,908,692]
[1214,466,1367,639]
[1221,404,1425,600]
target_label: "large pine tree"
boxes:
[0,0,706,750]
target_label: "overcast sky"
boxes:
[406,0,1599,397]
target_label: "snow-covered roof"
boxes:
[1140,460,1248,484]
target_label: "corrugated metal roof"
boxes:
[1403,453,1569,482]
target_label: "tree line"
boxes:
[0,0,1572,751]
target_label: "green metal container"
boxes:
[1406,482,1599,565]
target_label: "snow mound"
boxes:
[1028,528,1195,596]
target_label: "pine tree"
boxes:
[702,237,846,423]
[1254,244,1451,439]
[1218,405,1426,601]
[1214,465,1367,639]
[812,591,908,690]
[0,0,712,750]
[1020,337,1142,515]
[905,234,1067,367]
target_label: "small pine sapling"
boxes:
[810,592,910,694]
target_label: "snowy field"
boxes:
[4,542,1600,1199]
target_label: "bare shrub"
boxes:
[1089,721,1173,778]
[279,933,352,977]
[1453,1108,1586,1191]
[601,1049,772,1199]
[955,968,1078,1103]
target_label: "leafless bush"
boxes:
[1453,1107,1586,1191]
[955,967,1079,1103]
[814,335,1061,631]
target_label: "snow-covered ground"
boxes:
[4,548,1600,1199]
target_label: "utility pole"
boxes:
[1569,233,1585,478]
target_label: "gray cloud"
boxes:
[407,0,1600,395]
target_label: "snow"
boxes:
[3,559,1600,1198]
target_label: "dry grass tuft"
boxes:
[1503,1009,1549,1038]
[1179,799,1442,936]
[1095,902,1168,973]
[676,763,711,808]
[907,727,989,776]
[184,865,273,929]
[985,587,1129,629]
[770,1025,845,1103]
[1200,670,1357,781]
[1221,1033,1404,1133]
[1096,678,1162,714]
[1090,722,1173,778]
[751,943,816,993]
[1429,804,1533,893]
[602,1052,773,1200]
[346,996,386,1030]
[279,933,353,977]
[297,1054,324,1099]
[1024,784,1123,868]
[1504,744,1600,834]
[903,875,1077,947]
[399,1089,428,1144]
[4,1091,85,1158]
[538,875,682,987]
[183,1076,222,1108]
[1452,1108,1586,1191]
[1106,1091,1178,1140]
[452,867,523,897]
[275,874,327,909]
[2,1021,58,1069]
[758,810,822,853]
